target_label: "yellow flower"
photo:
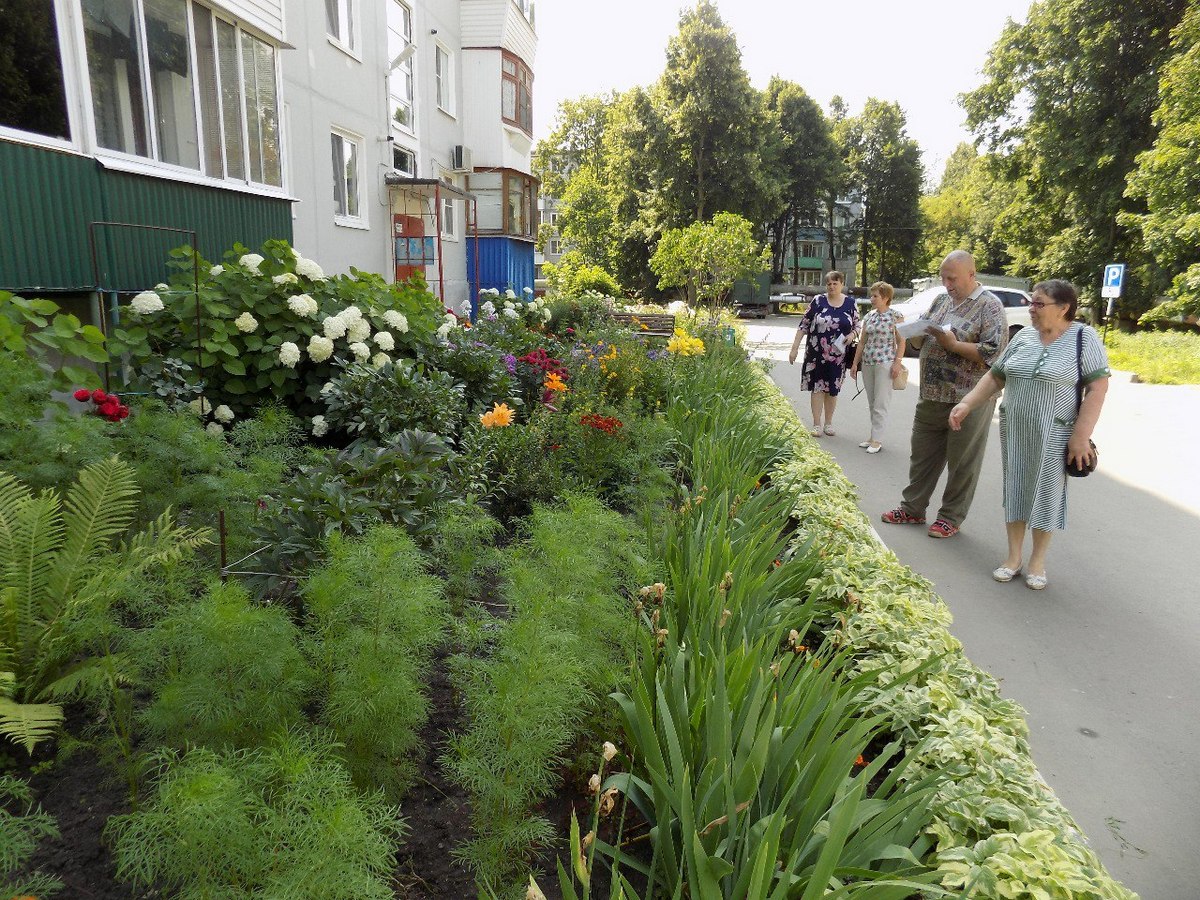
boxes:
[667,329,706,356]
[480,402,515,428]
[544,372,568,393]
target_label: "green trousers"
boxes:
[900,396,996,527]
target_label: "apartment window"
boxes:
[326,0,357,53]
[798,241,823,258]
[500,51,532,134]
[387,0,414,132]
[77,0,281,186]
[0,0,71,141]
[441,197,457,239]
[548,237,561,256]
[435,44,453,115]
[331,130,362,221]
[392,144,416,176]
[505,172,533,238]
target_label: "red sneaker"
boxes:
[881,507,926,525]
[927,519,959,539]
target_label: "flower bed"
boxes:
[750,364,1138,899]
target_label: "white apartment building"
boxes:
[283,0,539,309]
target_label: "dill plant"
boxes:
[107,730,403,899]
[444,494,650,894]
[138,581,312,749]
[0,774,62,898]
[302,526,447,797]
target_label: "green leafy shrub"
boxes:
[544,251,623,297]
[138,581,311,749]
[0,774,62,898]
[544,292,618,335]
[321,359,468,444]
[427,339,517,412]
[0,353,116,492]
[303,527,447,796]
[108,239,448,418]
[252,430,458,579]
[0,290,109,390]
[107,730,404,899]
[0,457,210,752]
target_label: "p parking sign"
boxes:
[1102,263,1125,299]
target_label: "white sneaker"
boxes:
[866,444,882,454]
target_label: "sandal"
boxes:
[927,519,959,539]
[1025,572,1048,590]
[992,565,1021,583]
[823,425,836,436]
[858,441,871,449]
[866,444,882,454]
[881,507,926,525]
[810,426,822,437]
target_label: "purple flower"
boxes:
[503,353,517,374]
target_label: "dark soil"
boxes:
[15,739,153,899]
[392,646,477,899]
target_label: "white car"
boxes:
[892,285,1031,356]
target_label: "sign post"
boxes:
[1101,263,1125,337]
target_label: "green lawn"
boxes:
[1104,328,1200,384]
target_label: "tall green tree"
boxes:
[532,94,614,199]
[963,0,1187,313]
[762,78,840,282]
[836,99,924,285]
[1125,3,1200,320]
[652,1,778,228]
[918,143,1015,275]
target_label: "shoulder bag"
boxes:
[1065,326,1098,478]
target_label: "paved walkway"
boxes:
[744,315,1200,899]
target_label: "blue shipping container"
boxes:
[467,237,535,305]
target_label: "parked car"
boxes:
[892,285,1031,356]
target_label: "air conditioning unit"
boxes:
[450,144,472,172]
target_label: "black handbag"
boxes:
[1065,326,1098,478]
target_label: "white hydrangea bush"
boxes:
[110,239,448,420]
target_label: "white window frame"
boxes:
[441,196,458,240]
[392,143,417,176]
[331,127,366,228]
[387,0,415,135]
[58,0,288,196]
[0,0,88,153]
[326,0,360,59]
[435,43,454,117]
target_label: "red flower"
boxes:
[73,389,91,401]
[580,413,624,436]
[107,393,120,404]
[117,405,130,419]
[99,400,120,418]
[91,389,107,403]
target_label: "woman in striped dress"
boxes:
[948,280,1110,590]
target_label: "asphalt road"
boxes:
[743,314,1200,900]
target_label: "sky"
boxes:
[532,0,1035,184]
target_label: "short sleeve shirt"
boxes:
[859,308,903,365]
[918,286,1008,403]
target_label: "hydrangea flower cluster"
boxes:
[234,312,259,333]
[287,294,319,318]
[130,291,164,315]
[383,310,409,333]
[478,287,550,324]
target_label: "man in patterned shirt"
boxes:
[882,250,1008,538]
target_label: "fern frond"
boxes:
[51,455,139,602]
[122,508,213,571]
[0,695,64,753]
[5,493,63,678]
[43,653,135,703]
[0,472,35,580]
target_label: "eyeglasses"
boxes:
[1029,300,1062,309]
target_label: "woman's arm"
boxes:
[1067,377,1109,466]
[788,300,816,364]
[849,330,864,376]
[948,370,1004,430]
[890,323,905,377]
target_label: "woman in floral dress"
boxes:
[788,270,860,435]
